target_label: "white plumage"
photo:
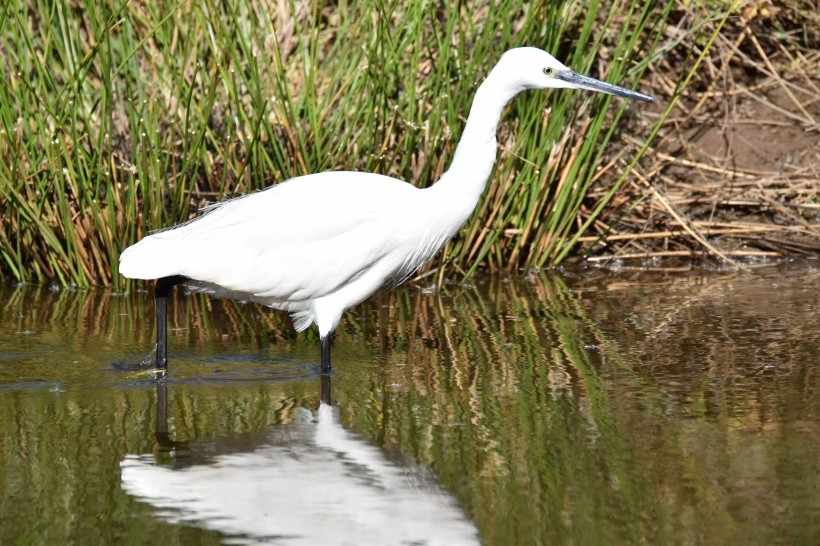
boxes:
[119,47,654,372]
[121,404,480,545]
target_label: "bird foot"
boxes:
[112,347,166,380]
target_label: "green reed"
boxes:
[0,0,716,286]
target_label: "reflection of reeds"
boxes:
[1,269,819,543]
[333,273,643,543]
[336,268,820,544]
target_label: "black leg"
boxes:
[320,335,332,374]
[154,381,189,451]
[320,373,331,406]
[154,275,186,372]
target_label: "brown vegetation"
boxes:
[579,2,819,266]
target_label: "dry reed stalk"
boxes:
[578,1,819,265]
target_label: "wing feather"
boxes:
[120,172,423,304]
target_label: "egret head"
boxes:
[499,47,655,103]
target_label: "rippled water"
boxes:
[1,263,818,544]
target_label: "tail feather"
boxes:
[291,310,315,332]
[119,236,185,280]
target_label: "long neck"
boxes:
[429,68,520,218]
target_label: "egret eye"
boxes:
[543,67,554,76]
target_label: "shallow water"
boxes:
[1,263,819,545]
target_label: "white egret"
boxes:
[121,403,480,545]
[119,47,654,374]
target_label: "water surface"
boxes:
[1,264,818,544]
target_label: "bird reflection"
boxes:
[123,376,479,545]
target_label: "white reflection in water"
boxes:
[121,404,479,545]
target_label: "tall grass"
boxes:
[0,0,709,286]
